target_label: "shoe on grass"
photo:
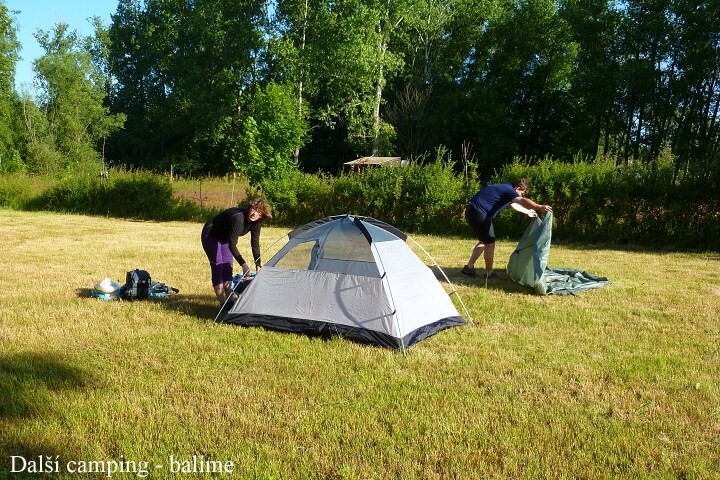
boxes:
[461,266,476,277]
[484,272,498,279]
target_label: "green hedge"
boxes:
[15,170,218,222]
[2,157,717,250]
[262,156,718,250]
[494,156,720,250]
[260,159,474,235]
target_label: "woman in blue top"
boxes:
[462,178,551,279]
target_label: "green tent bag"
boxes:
[507,212,609,295]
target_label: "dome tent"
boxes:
[218,215,468,351]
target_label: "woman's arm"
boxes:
[510,202,537,217]
[249,222,262,269]
[512,197,552,214]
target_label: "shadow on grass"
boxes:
[150,294,220,321]
[0,353,93,419]
[0,353,93,477]
[437,265,533,294]
[74,287,94,298]
[75,288,219,320]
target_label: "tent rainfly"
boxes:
[219,215,467,350]
[507,212,610,295]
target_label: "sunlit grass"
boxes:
[0,210,718,479]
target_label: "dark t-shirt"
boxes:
[202,207,263,267]
[468,182,520,218]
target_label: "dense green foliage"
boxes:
[262,157,719,250]
[1,0,719,249]
[260,157,473,233]
[234,82,309,186]
[2,155,718,249]
[11,170,216,221]
[17,23,124,176]
[106,0,266,173]
[0,1,22,172]
[4,0,720,179]
[493,155,720,249]
[0,174,35,208]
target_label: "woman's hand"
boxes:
[535,204,552,214]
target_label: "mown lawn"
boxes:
[0,210,718,479]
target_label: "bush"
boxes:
[0,175,37,209]
[25,169,179,220]
[258,169,333,226]
[0,150,27,173]
[261,155,472,235]
[494,156,719,250]
[3,156,716,250]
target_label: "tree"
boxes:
[426,0,580,175]
[560,0,623,159]
[107,0,266,173]
[0,1,23,172]
[386,0,486,157]
[267,0,312,164]
[234,82,308,185]
[667,0,720,179]
[30,23,125,174]
[270,0,403,164]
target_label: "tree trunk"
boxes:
[372,24,388,156]
[293,0,309,165]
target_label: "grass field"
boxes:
[1,209,718,479]
[171,175,248,210]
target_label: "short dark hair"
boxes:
[511,178,530,193]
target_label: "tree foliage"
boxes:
[107,0,268,173]
[29,23,125,175]
[3,0,719,184]
[0,1,22,172]
[234,82,308,186]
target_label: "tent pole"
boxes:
[214,286,234,323]
[252,232,292,267]
[406,235,474,325]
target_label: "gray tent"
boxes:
[507,212,609,295]
[220,215,466,350]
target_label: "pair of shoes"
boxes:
[461,266,476,277]
[484,272,498,280]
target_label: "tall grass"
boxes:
[0,210,718,479]
[0,170,222,222]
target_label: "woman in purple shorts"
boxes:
[201,198,272,304]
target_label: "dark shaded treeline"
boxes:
[1,0,719,181]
